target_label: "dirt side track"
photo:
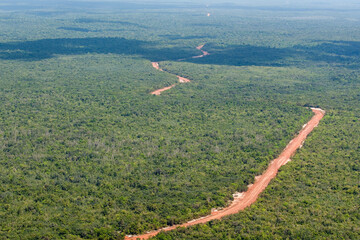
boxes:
[125,108,325,239]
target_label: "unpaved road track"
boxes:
[125,108,325,239]
[150,63,190,95]
[150,84,176,95]
[193,44,210,58]
[150,44,207,95]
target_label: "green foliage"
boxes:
[0,2,359,239]
[153,109,360,240]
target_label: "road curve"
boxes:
[125,108,325,239]
[193,44,210,58]
[150,44,207,95]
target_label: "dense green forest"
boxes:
[0,1,359,239]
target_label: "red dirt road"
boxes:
[150,44,208,95]
[150,84,176,95]
[151,62,163,71]
[150,62,190,95]
[193,44,210,58]
[125,108,325,240]
[177,76,191,83]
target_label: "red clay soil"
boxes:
[193,44,210,58]
[150,62,177,95]
[151,62,163,71]
[150,84,176,95]
[125,108,325,240]
[150,45,209,95]
[177,76,191,83]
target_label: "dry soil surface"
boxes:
[150,44,208,95]
[125,108,325,239]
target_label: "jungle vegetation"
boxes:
[0,1,359,239]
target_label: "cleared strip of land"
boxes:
[125,108,325,239]
[150,84,176,95]
[150,44,207,95]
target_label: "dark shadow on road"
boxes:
[0,38,359,67]
[188,41,360,67]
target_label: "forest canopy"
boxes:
[0,1,359,239]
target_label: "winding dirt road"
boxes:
[150,84,176,96]
[150,44,207,95]
[193,44,210,58]
[125,108,325,239]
